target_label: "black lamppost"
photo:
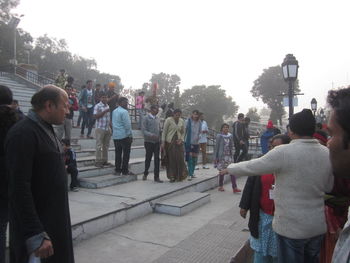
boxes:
[311,98,317,116]
[8,15,22,66]
[282,54,299,119]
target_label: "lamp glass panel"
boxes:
[311,103,317,111]
[288,65,298,78]
[282,65,288,79]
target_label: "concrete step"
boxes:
[75,145,144,158]
[70,166,229,245]
[78,157,145,176]
[154,192,210,216]
[72,143,81,151]
[79,174,137,189]
[78,164,115,178]
[76,148,146,167]
[71,136,145,149]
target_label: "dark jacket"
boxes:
[0,106,18,209]
[5,111,74,263]
[239,176,261,239]
[232,121,245,143]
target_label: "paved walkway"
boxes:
[73,173,250,263]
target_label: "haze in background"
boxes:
[15,0,350,114]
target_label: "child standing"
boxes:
[62,139,79,192]
[214,123,241,193]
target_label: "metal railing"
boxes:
[14,65,54,87]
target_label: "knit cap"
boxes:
[289,109,316,136]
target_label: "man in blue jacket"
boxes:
[79,80,95,138]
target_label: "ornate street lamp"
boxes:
[282,54,299,118]
[311,98,317,116]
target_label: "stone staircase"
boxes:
[0,72,38,114]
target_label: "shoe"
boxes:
[87,135,94,139]
[80,134,85,138]
[195,167,199,170]
[169,179,176,183]
[187,177,192,181]
[114,171,121,176]
[103,162,112,166]
[71,187,79,192]
[154,179,163,183]
[192,175,197,178]
[142,175,147,181]
[233,188,242,194]
[202,166,210,169]
[122,172,134,176]
[218,187,225,192]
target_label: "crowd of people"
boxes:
[222,106,350,263]
[0,69,350,263]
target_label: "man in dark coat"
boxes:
[5,85,75,263]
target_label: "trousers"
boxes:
[114,137,132,174]
[95,128,111,164]
[144,142,160,180]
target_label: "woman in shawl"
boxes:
[214,123,241,193]
[161,109,188,182]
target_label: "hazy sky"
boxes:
[14,0,350,115]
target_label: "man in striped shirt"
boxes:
[93,92,111,167]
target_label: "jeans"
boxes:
[144,142,160,180]
[67,166,79,189]
[137,109,144,129]
[95,128,112,164]
[114,137,132,174]
[81,107,94,136]
[277,233,324,263]
[0,206,8,263]
[199,143,207,166]
[77,109,83,126]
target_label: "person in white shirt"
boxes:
[197,112,210,169]
[93,92,111,167]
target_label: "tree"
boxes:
[246,107,260,122]
[149,72,181,105]
[251,65,300,125]
[0,21,33,66]
[180,85,239,129]
[0,0,20,22]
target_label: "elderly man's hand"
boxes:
[240,209,248,219]
[35,239,54,258]
[219,169,228,175]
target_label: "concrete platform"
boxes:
[154,192,210,216]
[69,165,233,244]
[73,175,248,263]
